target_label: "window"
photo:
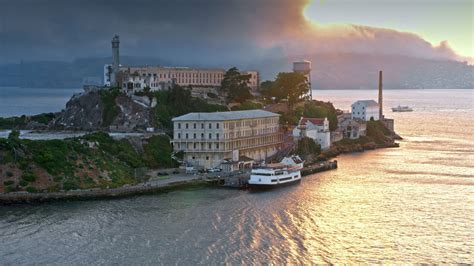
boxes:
[201,123,204,129]
[193,143,197,149]
[216,123,220,129]
[216,133,219,140]
[201,133,204,139]
[185,133,189,139]
[208,143,211,149]
[186,123,189,129]
[193,133,196,139]
[206,156,209,160]
[192,156,195,160]
[193,123,196,129]
[178,123,181,129]
[216,143,219,149]
[209,123,212,129]
[178,133,181,139]
[209,133,212,139]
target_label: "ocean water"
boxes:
[0,87,80,117]
[0,89,473,264]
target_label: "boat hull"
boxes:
[248,171,301,187]
[248,179,301,189]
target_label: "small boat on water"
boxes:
[248,155,304,187]
[392,105,413,112]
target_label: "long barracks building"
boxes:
[172,110,283,170]
[113,66,259,93]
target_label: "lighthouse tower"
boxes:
[111,35,120,87]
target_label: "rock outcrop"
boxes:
[54,92,104,130]
[54,90,153,131]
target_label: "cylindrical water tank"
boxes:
[293,60,311,74]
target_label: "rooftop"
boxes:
[172,110,279,121]
[300,117,326,126]
[352,100,379,107]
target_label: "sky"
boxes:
[0,0,472,65]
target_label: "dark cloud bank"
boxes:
[0,0,472,89]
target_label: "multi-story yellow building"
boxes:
[172,110,283,170]
[119,66,259,93]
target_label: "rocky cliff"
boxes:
[54,89,152,131]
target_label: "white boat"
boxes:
[392,105,413,112]
[249,156,304,187]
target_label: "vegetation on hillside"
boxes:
[99,87,122,127]
[295,137,321,158]
[230,101,263,111]
[0,131,177,193]
[277,101,338,131]
[141,85,227,132]
[0,113,56,129]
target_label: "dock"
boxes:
[217,160,338,188]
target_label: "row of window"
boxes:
[140,72,224,79]
[177,133,220,140]
[176,142,220,150]
[178,123,220,130]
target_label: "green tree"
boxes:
[273,72,309,106]
[220,67,252,104]
[259,80,276,101]
[295,137,321,157]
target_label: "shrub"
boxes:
[3,180,14,186]
[63,179,80,191]
[99,88,121,127]
[26,186,38,193]
[21,171,37,182]
[296,137,321,157]
[5,171,13,177]
[143,135,178,168]
[231,101,263,111]
[19,180,28,187]
[5,185,16,193]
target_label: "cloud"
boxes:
[0,0,470,65]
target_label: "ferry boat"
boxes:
[248,156,303,187]
[392,105,413,112]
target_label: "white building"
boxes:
[292,117,331,150]
[351,100,379,121]
[118,66,259,93]
[172,110,283,170]
[103,64,112,87]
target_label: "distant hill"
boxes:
[253,53,474,89]
[1,53,472,89]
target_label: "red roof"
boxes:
[300,117,325,126]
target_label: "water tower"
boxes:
[293,60,312,99]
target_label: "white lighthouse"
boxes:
[110,35,120,87]
[293,60,312,99]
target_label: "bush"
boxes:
[3,180,14,186]
[26,138,88,176]
[5,185,16,193]
[5,171,14,177]
[26,186,38,193]
[19,180,28,187]
[231,101,263,111]
[296,137,321,157]
[63,179,80,191]
[143,135,178,168]
[21,171,37,182]
[99,88,121,127]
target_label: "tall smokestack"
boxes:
[378,70,383,119]
[111,35,120,87]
